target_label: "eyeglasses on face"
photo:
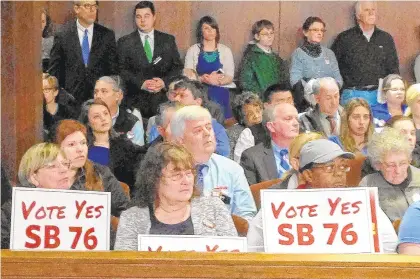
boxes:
[40,160,71,172]
[311,163,350,173]
[308,28,327,33]
[259,31,275,37]
[78,3,98,10]
[163,170,194,182]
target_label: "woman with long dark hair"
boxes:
[184,16,235,120]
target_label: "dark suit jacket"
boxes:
[240,142,278,185]
[117,30,183,117]
[48,20,118,105]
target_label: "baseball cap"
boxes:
[299,139,355,171]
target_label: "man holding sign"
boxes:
[247,139,397,253]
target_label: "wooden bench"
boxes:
[2,250,420,278]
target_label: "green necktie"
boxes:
[144,35,152,63]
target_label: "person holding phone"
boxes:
[184,16,235,120]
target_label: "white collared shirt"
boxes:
[138,29,155,56]
[76,19,93,50]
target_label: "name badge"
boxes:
[325,58,330,65]
[153,56,162,65]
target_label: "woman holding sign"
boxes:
[1,143,71,248]
[115,142,237,251]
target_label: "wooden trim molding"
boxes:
[2,250,420,279]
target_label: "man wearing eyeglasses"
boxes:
[331,1,399,106]
[248,139,398,253]
[49,0,118,107]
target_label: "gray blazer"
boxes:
[240,142,278,186]
[299,105,344,137]
[114,197,238,250]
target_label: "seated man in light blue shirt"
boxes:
[240,103,300,185]
[170,105,257,222]
[94,76,145,146]
[398,200,420,255]
[150,79,230,157]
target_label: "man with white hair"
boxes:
[170,105,257,222]
[240,103,299,185]
[94,76,145,146]
[331,1,399,106]
[299,77,343,137]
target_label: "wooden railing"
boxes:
[2,250,420,279]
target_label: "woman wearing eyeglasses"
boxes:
[239,20,289,96]
[359,127,420,223]
[371,74,407,130]
[1,143,71,248]
[290,17,343,112]
[115,142,237,250]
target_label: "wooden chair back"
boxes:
[250,178,282,210]
[346,152,366,186]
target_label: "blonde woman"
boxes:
[329,98,374,155]
[404,84,420,147]
[2,143,71,248]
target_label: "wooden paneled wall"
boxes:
[46,1,420,81]
[1,1,420,180]
[1,1,44,182]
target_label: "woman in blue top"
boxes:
[329,98,374,155]
[79,99,145,194]
[372,74,408,130]
[184,16,235,120]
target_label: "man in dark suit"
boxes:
[48,1,118,107]
[117,1,183,119]
[240,103,299,185]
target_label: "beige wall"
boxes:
[47,1,420,82]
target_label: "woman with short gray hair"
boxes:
[359,127,420,223]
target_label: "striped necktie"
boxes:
[278,149,290,178]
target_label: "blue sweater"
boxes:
[290,46,343,87]
[371,103,407,128]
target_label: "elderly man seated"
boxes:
[170,105,257,222]
[247,139,398,253]
[299,77,343,137]
[360,127,420,223]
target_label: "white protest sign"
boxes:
[138,235,247,252]
[261,187,381,254]
[10,187,111,251]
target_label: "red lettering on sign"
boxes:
[341,202,351,215]
[148,246,163,252]
[297,224,314,245]
[328,197,341,216]
[35,207,47,220]
[25,225,41,248]
[308,205,318,217]
[323,223,339,245]
[95,205,104,218]
[278,224,294,245]
[22,201,36,220]
[85,206,94,218]
[75,200,87,219]
[341,223,358,245]
[271,202,285,219]
[44,225,60,248]
[285,207,297,218]
[352,201,362,214]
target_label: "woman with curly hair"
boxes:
[115,142,237,250]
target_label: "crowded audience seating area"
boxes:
[2,0,420,277]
